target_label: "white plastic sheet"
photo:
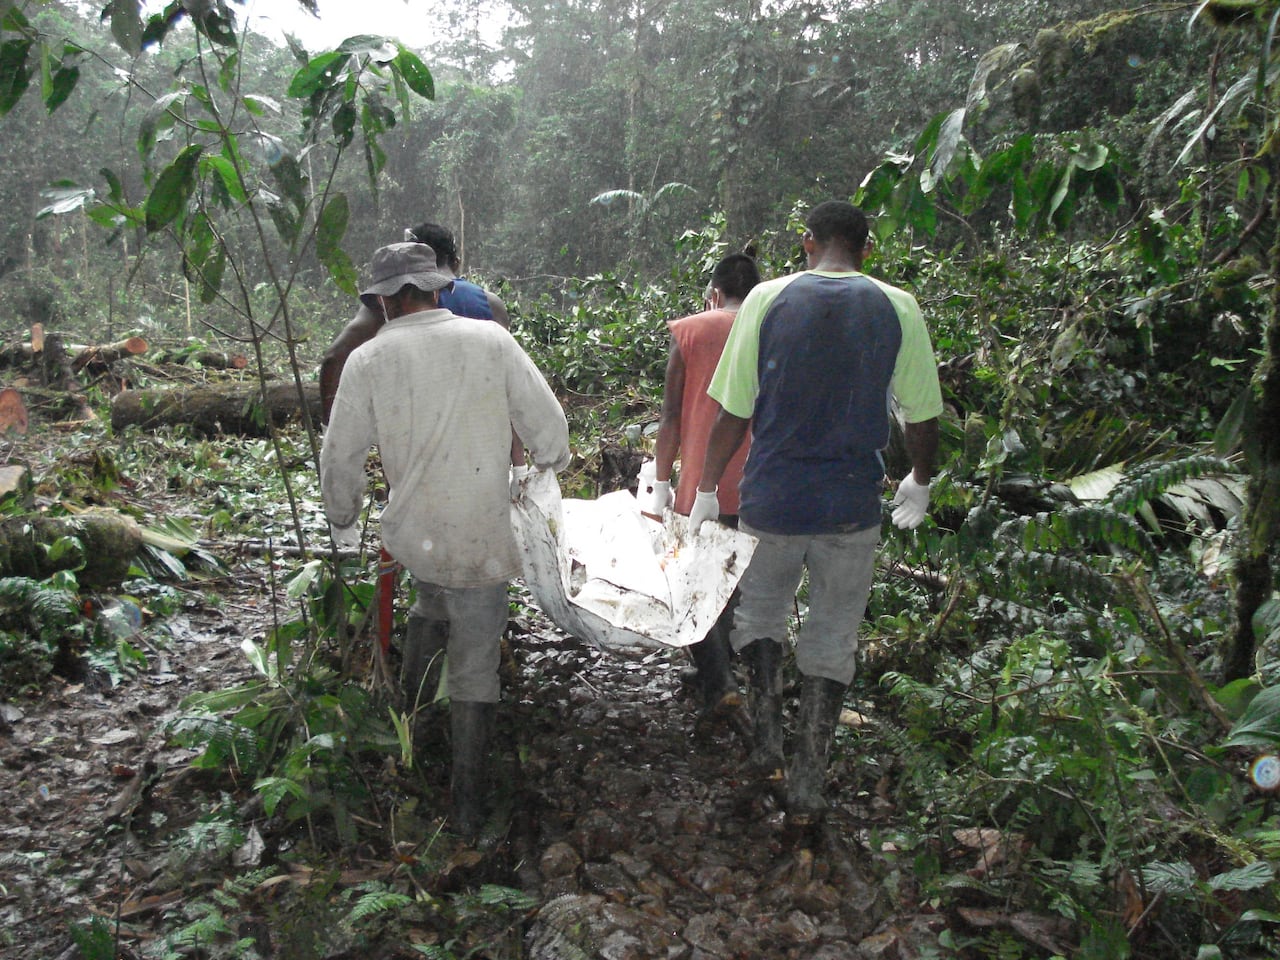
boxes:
[512,468,756,657]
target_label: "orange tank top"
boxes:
[668,308,750,516]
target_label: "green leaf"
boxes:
[0,38,33,117]
[270,153,308,214]
[287,51,346,98]
[286,559,324,600]
[106,0,144,56]
[241,636,276,680]
[137,91,187,160]
[393,48,435,99]
[44,64,79,113]
[144,144,203,233]
[316,192,351,248]
[337,35,397,56]
[202,154,247,205]
[254,776,307,817]
[1222,685,1280,749]
[1208,861,1274,892]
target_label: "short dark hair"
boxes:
[805,201,869,251]
[711,253,761,302]
[406,222,458,267]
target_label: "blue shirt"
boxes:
[440,278,493,321]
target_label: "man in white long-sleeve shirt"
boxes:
[321,242,570,838]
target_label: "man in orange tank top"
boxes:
[637,253,761,721]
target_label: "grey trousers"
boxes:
[729,522,880,686]
[410,579,508,703]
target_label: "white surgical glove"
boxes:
[890,474,931,530]
[687,487,721,535]
[331,522,360,550]
[510,464,533,501]
[635,459,672,517]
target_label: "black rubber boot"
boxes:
[450,700,493,841]
[785,676,848,824]
[401,615,449,715]
[742,638,784,778]
[688,625,739,714]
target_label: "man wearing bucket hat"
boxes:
[321,242,570,839]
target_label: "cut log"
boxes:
[148,348,248,370]
[0,509,142,589]
[0,464,32,504]
[72,337,149,372]
[110,381,321,436]
[0,389,28,434]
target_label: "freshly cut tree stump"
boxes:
[0,509,142,588]
[110,381,322,436]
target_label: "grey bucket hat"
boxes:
[359,242,454,308]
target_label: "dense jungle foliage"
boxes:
[3,0,1280,956]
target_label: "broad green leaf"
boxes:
[1,5,31,30]
[1222,684,1280,749]
[143,144,203,233]
[44,65,79,112]
[394,48,435,100]
[930,108,967,181]
[201,154,247,205]
[966,42,1025,114]
[323,247,358,295]
[270,153,308,214]
[287,51,345,98]
[218,49,239,92]
[241,637,271,678]
[338,35,397,57]
[315,192,349,261]
[254,776,306,817]
[0,38,33,116]
[137,91,187,159]
[1067,463,1125,502]
[242,93,281,116]
[332,99,356,145]
[106,0,143,56]
[1070,143,1108,172]
[286,559,324,600]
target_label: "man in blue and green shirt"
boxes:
[690,200,944,823]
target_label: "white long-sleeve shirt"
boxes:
[321,308,570,587]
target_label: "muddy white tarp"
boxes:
[512,468,756,657]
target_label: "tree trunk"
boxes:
[110,381,321,437]
[1224,191,1280,682]
[0,509,142,589]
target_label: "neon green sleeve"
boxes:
[707,274,797,418]
[872,278,944,423]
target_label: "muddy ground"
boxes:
[0,553,944,960]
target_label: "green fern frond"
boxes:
[346,887,414,925]
[168,714,263,774]
[998,551,1116,610]
[998,505,1158,565]
[1106,455,1232,514]
[477,884,540,910]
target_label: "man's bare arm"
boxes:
[319,305,383,423]
[903,417,939,484]
[697,406,750,493]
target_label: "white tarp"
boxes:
[511,468,756,657]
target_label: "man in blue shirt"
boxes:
[319,221,509,423]
[691,201,943,824]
